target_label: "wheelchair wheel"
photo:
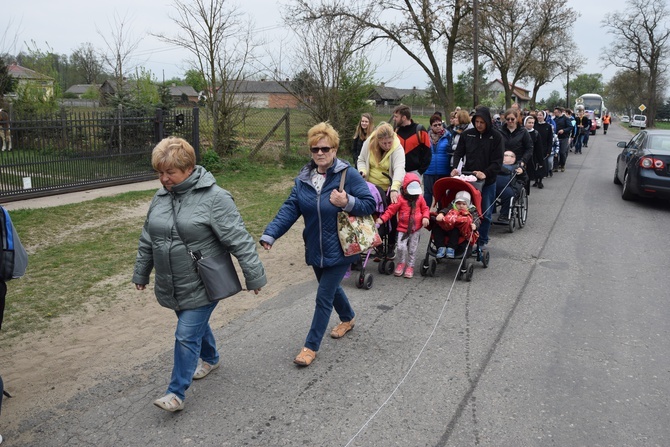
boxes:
[508,214,516,233]
[465,263,474,281]
[428,258,437,277]
[518,188,528,228]
[481,248,490,268]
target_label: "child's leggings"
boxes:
[396,231,421,267]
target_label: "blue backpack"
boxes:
[0,206,28,281]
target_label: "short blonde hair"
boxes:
[151,137,196,171]
[308,122,340,149]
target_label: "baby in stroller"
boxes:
[432,190,478,259]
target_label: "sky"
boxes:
[2,0,631,102]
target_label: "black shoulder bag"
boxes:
[171,200,242,301]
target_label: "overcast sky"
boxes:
[3,0,631,101]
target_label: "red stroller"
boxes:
[420,177,490,281]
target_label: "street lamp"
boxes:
[473,0,479,108]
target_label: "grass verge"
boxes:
[1,160,303,339]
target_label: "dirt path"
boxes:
[0,189,312,437]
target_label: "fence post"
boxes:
[193,107,200,162]
[117,104,123,154]
[284,108,290,156]
[154,108,164,144]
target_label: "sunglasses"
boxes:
[310,146,333,154]
[506,117,516,121]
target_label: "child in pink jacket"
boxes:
[376,173,429,278]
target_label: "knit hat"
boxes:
[454,190,471,207]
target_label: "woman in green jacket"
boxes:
[133,137,266,412]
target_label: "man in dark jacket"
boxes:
[393,104,432,175]
[553,107,572,172]
[450,106,503,249]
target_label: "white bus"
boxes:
[575,94,606,128]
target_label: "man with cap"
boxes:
[450,106,503,250]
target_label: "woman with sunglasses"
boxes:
[500,109,533,190]
[261,122,375,367]
[357,122,406,260]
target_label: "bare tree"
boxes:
[299,0,468,112]
[275,0,375,138]
[526,38,584,108]
[97,11,141,102]
[465,0,576,109]
[601,0,670,127]
[71,43,104,84]
[154,0,256,154]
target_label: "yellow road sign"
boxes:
[639,104,646,112]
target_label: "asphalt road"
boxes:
[6,122,670,446]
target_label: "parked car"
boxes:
[613,130,670,201]
[621,115,630,123]
[630,114,647,128]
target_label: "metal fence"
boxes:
[0,108,199,201]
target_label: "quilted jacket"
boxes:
[261,158,376,268]
[132,166,267,311]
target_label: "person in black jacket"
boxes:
[351,113,373,164]
[553,107,572,172]
[450,106,504,249]
[533,111,554,189]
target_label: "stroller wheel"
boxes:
[428,258,437,277]
[482,249,490,268]
[356,272,365,289]
[378,260,386,274]
[364,273,373,290]
[465,263,474,281]
[385,260,395,275]
[420,257,429,276]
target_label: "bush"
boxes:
[200,148,225,173]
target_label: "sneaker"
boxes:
[498,214,510,223]
[193,359,220,380]
[330,319,355,338]
[446,248,455,259]
[538,181,544,189]
[403,266,414,278]
[394,262,405,276]
[561,166,565,172]
[436,247,447,258]
[552,168,558,173]
[294,347,317,366]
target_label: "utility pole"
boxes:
[472,0,480,108]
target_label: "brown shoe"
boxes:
[330,319,355,339]
[294,347,316,366]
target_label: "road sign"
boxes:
[639,104,646,112]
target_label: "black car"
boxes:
[614,130,670,200]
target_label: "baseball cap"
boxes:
[405,181,422,195]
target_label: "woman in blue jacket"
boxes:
[261,122,376,367]
[423,113,453,208]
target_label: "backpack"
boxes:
[0,206,28,281]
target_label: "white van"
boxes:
[630,115,647,128]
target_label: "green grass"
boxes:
[1,160,304,339]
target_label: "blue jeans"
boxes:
[479,182,496,245]
[305,263,354,351]
[168,301,219,401]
